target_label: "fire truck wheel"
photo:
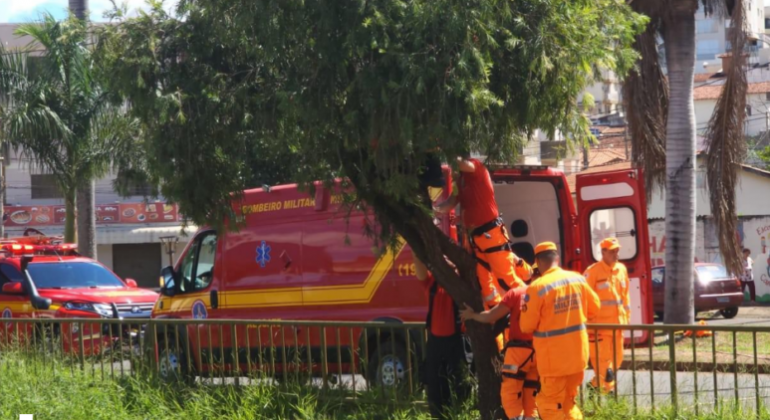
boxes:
[34,323,59,353]
[367,339,407,388]
[157,339,194,384]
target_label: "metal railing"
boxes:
[0,318,769,415]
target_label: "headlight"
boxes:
[63,302,113,317]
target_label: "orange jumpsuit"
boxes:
[462,233,530,351]
[520,267,601,420]
[500,286,539,420]
[584,261,630,393]
[455,158,530,308]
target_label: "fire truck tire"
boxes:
[153,330,195,385]
[34,323,59,353]
[366,339,408,388]
[157,339,195,384]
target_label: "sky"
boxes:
[0,0,178,23]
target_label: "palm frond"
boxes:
[622,21,667,201]
[704,0,747,276]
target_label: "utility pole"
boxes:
[624,126,630,161]
[159,236,179,267]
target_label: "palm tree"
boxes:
[0,14,127,250]
[70,0,96,258]
[624,0,748,324]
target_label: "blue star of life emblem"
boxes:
[256,241,272,268]
[192,300,208,319]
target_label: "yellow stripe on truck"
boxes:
[224,237,406,308]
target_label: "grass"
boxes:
[624,328,770,367]
[1,351,769,420]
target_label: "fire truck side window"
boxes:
[195,234,217,290]
[178,240,201,294]
[0,265,23,289]
[178,232,217,293]
[589,207,638,261]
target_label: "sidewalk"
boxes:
[586,369,770,411]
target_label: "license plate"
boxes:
[717,297,730,303]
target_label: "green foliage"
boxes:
[97,0,645,238]
[0,13,132,241]
[756,145,770,170]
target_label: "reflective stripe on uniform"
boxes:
[537,277,586,297]
[534,323,586,338]
[502,364,519,372]
[484,291,499,302]
[601,300,623,306]
[597,283,610,290]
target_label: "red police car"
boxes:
[0,236,158,354]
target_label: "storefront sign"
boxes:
[4,202,180,227]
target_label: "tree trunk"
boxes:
[77,180,97,259]
[64,188,76,243]
[662,4,698,325]
[355,187,502,419]
[68,0,89,20]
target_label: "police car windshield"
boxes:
[27,262,125,289]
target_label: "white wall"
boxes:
[97,244,113,269]
[5,148,162,206]
[648,159,770,219]
[695,93,770,137]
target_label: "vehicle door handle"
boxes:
[210,289,219,310]
[281,251,292,270]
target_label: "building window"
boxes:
[696,40,720,60]
[747,105,753,116]
[30,174,62,199]
[765,92,770,101]
[696,18,718,34]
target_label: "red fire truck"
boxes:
[151,165,652,384]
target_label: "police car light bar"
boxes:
[0,244,34,255]
[0,242,78,256]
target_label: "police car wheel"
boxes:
[368,339,407,388]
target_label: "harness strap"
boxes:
[502,371,527,380]
[481,242,514,254]
[523,379,541,391]
[470,216,504,238]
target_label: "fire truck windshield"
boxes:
[27,262,125,289]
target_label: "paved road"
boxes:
[658,305,770,327]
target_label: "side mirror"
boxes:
[2,282,24,295]
[125,279,138,288]
[160,266,176,297]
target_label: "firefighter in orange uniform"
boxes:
[520,242,600,420]
[583,237,630,394]
[460,285,539,420]
[434,157,531,309]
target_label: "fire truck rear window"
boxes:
[27,262,125,289]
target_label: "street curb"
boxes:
[621,360,770,374]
